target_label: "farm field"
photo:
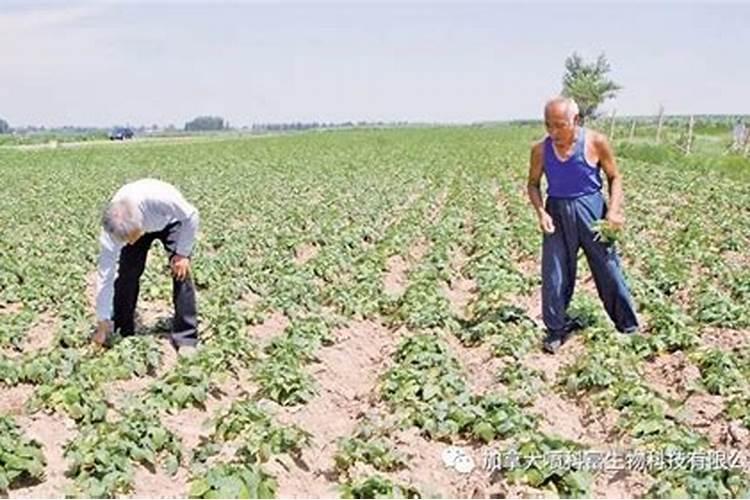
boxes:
[1,126,749,498]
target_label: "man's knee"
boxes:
[115,267,144,288]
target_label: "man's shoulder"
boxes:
[584,129,614,156]
[531,138,546,154]
[584,128,609,146]
[117,178,179,199]
[133,178,175,190]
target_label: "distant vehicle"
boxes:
[109,127,134,140]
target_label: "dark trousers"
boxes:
[112,222,198,347]
[541,191,639,337]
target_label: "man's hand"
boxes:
[170,255,191,281]
[538,211,556,234]
[606,210,625,231]
[92,320,112,347]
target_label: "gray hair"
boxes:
[544,96,580,123]
[101,199,143,241]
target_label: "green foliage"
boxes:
[29,375,107,423]
[83,335,163,380]
[591,219,622,244]
[255,355,316,406]
[692,284,749,328]
[0,308,37,349]
[1,124,749,499]
[254,316,338,405]
[726,392,750,429]
[64,406,182,498]
[194,399,310,466]
[340,475,421,499]
[648,468,750,499]
[334,435,406,475]
[497,363,546,405]
[188,400,308,499]
[561,338,639,395]
[561,52,622,123]
[188,463,277,499]
[147,362,215,411]
[381,335,536,441]
[501,434,593,498]
[691,348,745,396]
[0,416,46,494]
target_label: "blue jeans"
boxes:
[541,192,639,337]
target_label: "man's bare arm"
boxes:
[595,133,625,226]
[527,143,555,233]
[527,143,545,215]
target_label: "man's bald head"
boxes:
[544,97,580,144]
[544,97,579,124]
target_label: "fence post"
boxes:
[686,115,694,155]
[656,105,665,143]
[629,120,636,141]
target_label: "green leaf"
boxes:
[422,383,439,400]
[563,470,592,495]
[188,478,210,498]
[0,470,9,493]
[164,454,179,476]
[173,385,192,407]
[257,477,277,499]
[472,421,495,443]
[150,426,167,449]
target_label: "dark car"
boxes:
[109,127,134,140]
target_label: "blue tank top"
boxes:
[543,127,603,199]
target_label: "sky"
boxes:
[1,1,749,127]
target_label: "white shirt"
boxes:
[95,179,199,321]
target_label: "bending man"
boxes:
[92,178,200,355]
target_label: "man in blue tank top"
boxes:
[527,96,639,354]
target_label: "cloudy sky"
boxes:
[2,1,748,127]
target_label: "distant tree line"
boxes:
[250,121,409,132]
[184,116,225,132]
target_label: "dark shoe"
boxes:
[618,325,639,336]
[543,334,563,354]
[565,317,586,335]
